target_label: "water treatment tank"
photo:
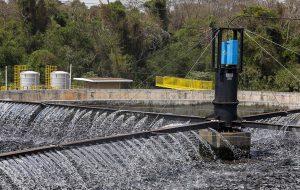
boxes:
[20,71,40,90]
[50,71,70,89]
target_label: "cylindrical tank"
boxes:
[213,67,239,125]
[20,71,40,90]
[50,71,70,89]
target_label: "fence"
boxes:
[156,76,213,90]
[0,84,83,91]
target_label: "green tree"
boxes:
[237,5,292,90]
[1,0,299,91]
[28,49,57,82]
[18,0,36,33]
[36,0,49,33]
[145,20,209,81]
[18,0,49,34]
[275,69,300,92]
[144,0,168,31]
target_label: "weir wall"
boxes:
[0,89,299,108]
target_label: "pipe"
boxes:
[241,111,288,121]
[0,121,223,159]
[0,99,206,123]
[239,121,300,132]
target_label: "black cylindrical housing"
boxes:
[213,66,239,124]
[211,27,244,126]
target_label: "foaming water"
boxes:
[0,128,298,189]
[0,102,299,189]
[0,102,193,153]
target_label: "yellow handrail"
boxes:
[156,76,213,90]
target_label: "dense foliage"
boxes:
[0,0,300,91]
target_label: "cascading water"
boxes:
[0,102,195,153]
[0,128,298,189]
[258,113,300,126]
[0,101,299,189]
[0,131,199,189]
[257,113,300,138]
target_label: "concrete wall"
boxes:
[0,89,299,108]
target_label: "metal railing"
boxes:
[0,84,83,91]
[45,65,57,89]
[14,65,28,89]
[156,76,213,90]
[0,84,17,91]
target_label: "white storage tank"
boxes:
[20,71,40,90]
[51,71,70,89]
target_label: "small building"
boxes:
[73,77,133,89]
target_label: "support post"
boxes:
[211,28,244,126]
[201,27,251,160]
[69,64,72,89]
[5,66,7,91]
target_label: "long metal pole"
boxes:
[5,66,7,91]
[0,121,222,159]
[69,64,72,89]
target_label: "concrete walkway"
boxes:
[0,89,299,108]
